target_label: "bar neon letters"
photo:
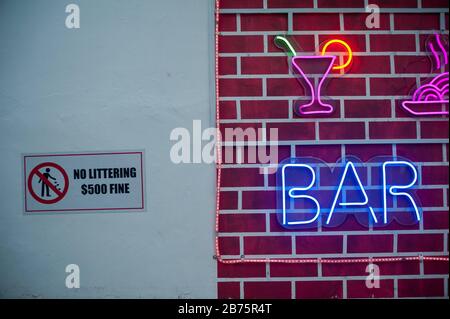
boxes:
[326,161,378,225]
[382,161,420,224]
[281,164,320,225]
[278,157,421,228]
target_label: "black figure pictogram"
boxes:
[39,168,57,197]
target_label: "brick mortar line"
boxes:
[236,100,241,119]
[314,122,319,143]
[394,233,398,253]
[415,33,421,53]
[219,31,450,36]
[220,162,449,168]
[220,140,449,146]
[262,77,267,96]
[219,96,438,100]
[444,230,449,252]
[218,73,445,78]
[314,33,319,52]
[218,206,448,213]
[219,52,442,56]
[218,230,449,236]
[287,12,293,34]
[366,33,370,52]
[420,255,425,275]
[444,277,449,297]
[236,13,241,32]
[219,118,448,122]
[219,214,449,220]
[417,121,422,139]
[291,280,295,299]
[394,278,399,297]
[444,185,449,208]
[263,34,268,53]
[343,279,347,299]
[288,100,293,119]
[222,118,447,123]
[219,118,449,123]
[441,12,447,30]
[220,185,448,191]
[390,13,395,32]
[219,8,449,14]
[239,235,243,257]
[343,234,347,254]
[219,253,449,259]
[240,281,244,299]
[339,97,345,119]
[217,275,449,282]
[442,144,448,162]
[238,189,243,210]
[391,99,397,118]
[228,163,448,170]
[236,56,241,75]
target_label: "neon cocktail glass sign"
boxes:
[276,156,422,229]
[291,56,336,115]
[275,36,353,116]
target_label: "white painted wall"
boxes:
[0,0,216,298]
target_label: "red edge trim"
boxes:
[213,0,448,265]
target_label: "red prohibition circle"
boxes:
[27,162,69,204]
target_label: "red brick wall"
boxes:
[216,0,449,299]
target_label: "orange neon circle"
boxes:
[321,39,353,70]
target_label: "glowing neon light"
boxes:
[276,157,421,229]
[274,35,297,57]
[321,39,353,70]
[326,161,378,225]
[292,55,336,115]
[402,33,449,116]
[281,164,320,225]
[274,36,350,116]
[436,33,449,65]
[382,161,420,224]
[429,42,441,70]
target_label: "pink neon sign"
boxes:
[291,55,336,115]
[402,33,449,116]
[275,36,353,116]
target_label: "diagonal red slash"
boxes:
[27,162,69,204]
[34,170,63,197]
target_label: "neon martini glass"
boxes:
[291,55,336,116]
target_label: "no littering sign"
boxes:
[23,151,145,213]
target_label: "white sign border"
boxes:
[21,149,147,215]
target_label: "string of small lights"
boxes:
[213,0,448,265]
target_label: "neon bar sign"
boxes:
[276,156,422,229]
